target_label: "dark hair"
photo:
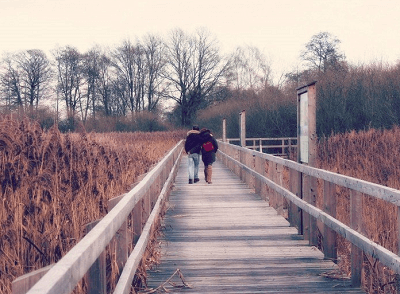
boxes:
[192,125,199,131]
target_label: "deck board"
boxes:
[144,156,365,293]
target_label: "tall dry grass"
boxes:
[318,127,400,293]
[0,116,185,293]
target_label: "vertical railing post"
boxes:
[240,110,246,147]
[222,118,227,142]
[12,265,54,294]
[133,201,142,244]
[108,196,128,276]
[254,154,263,197]
[397,206,400,291]
[323,181,337,262]
[289,168,302,234]
[268,160,276,208]
[350,189,363,287]
[276,163,284,215]
[85,220,106,294]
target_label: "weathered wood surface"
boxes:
[144,157,365,293]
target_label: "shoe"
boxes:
[206,165,213,184]
[189,179,193,184]
[194,178,200,183]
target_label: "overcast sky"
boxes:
[1,0,400,80]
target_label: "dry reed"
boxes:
[0,116,185,293]
[318,127,400,294]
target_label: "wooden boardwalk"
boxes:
[144,156,365,293]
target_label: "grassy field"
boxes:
[0,117,184,293]
[317,127,400,294]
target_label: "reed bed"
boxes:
[0,117,185,293]
[317,127,400,293]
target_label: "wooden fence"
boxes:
[226,137,297,157]
[12,140,184,294]
[217,140,400,288]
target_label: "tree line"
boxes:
[2,30,400,136]
[0,28,272,131]
[197,32,400,138]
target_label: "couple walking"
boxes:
[184,125,218,184]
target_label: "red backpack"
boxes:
[202,141,214,152]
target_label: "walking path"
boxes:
[144,156,365,293]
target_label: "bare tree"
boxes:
[53,46,83,118]
[0,54,23,111]
[16,50,52,110]
[229,45,272,91]
[97,51,113,116]
[301,31,345,73]
[111,40,138,114]
[165,28,229,126]
[110,75,129,116]
[82,47,102,121]
[142,34,167,112]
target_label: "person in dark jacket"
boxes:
[184,125,201,184]
[199,128,218,184]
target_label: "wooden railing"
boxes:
[217,141,400,287]
[12,140,184,294]
[226,137,297,157]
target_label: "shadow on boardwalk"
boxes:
[144,156,365,293]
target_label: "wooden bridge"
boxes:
[13,140,400,294]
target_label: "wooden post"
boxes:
[108,195,128,275]
[133,201,142,244]
[397,206,400,290]
[323,180,337,262]
[12,264,54,294]
[143,192,151,228]
[350,189,363,287]
[289,168,302,234]
[302,173,310,241]
[276,163,284,215]
[268,161,276,209]
[254,155,263,196]
[222,118,227,142]
[85,220,106,294]
[240,110,246,147]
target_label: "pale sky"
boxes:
[1,0,400,80]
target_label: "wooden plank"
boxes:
[145,158,365,293]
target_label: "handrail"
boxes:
[113,143,183,294]
[21,140,184,294]
[220,141,400,205]
[225,137,297,156]
[226,137,297,141]
[217,140,400,278]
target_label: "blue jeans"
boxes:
[188,153,200,180]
